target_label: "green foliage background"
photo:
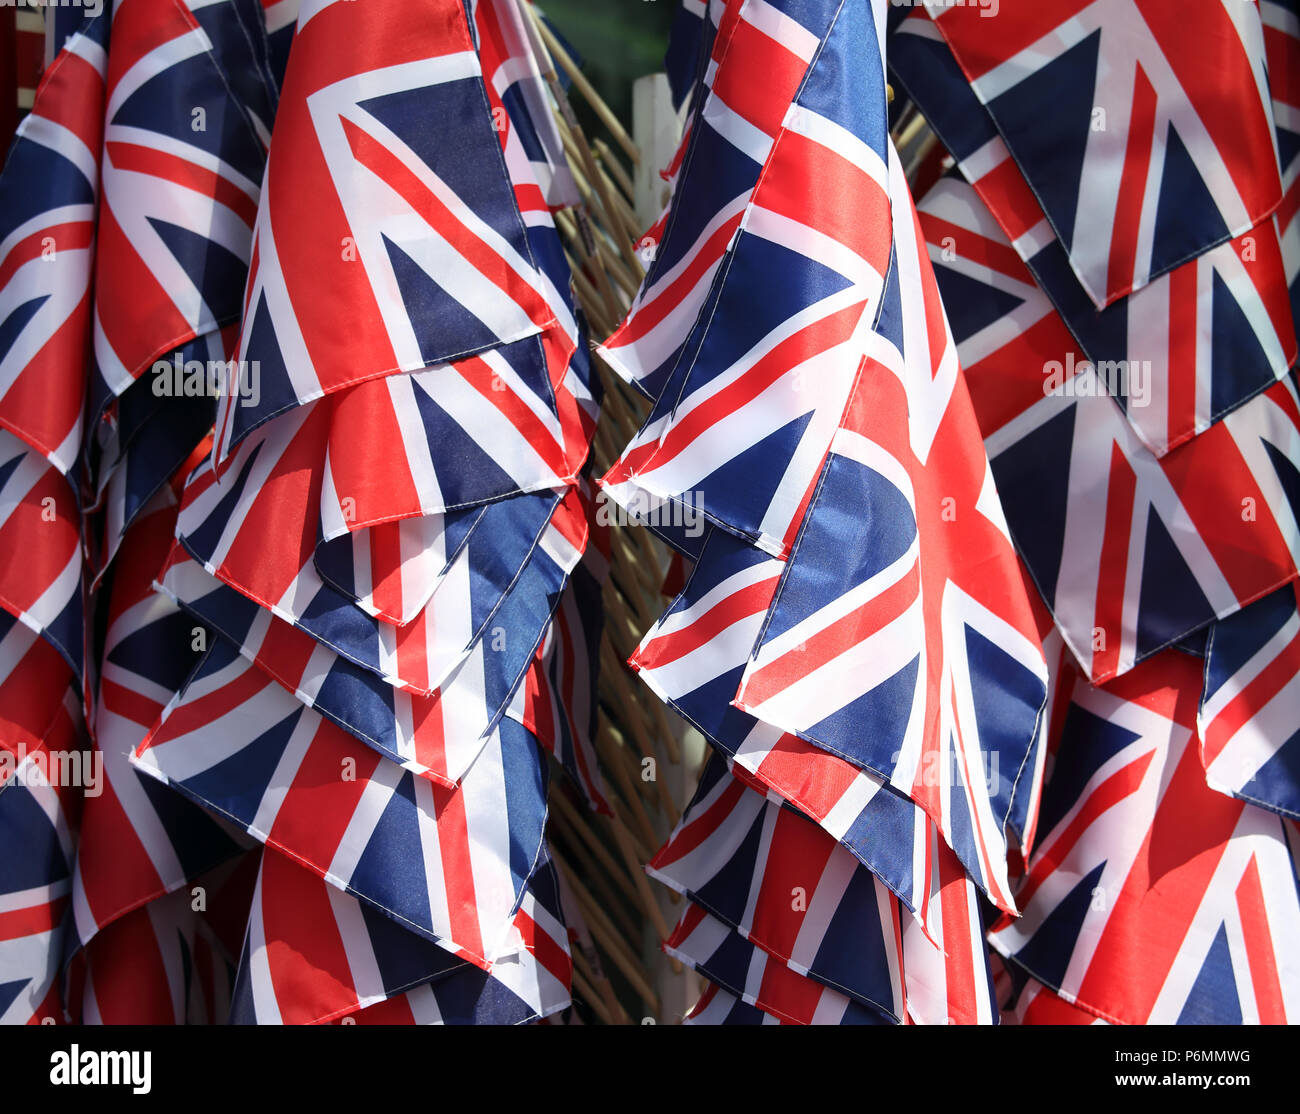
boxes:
[541,1,677,132]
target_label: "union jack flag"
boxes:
[0,753,81,1024]
[67,856,255,1025]
[0,609,75,757]
[132,638,552,972]
[88,0,273,427]
[920,173,1300,684]
[682,977,858,1024]
[259,0,298,89]
[729,151,1047,914]
[1199,582,1300,821]
[510,552,611,815]
[629,527,937,919]
[891,9,1299,458]
[924,0,1283,310]
[999,971,1107,1026]
[85,357,221,587]
[0,12,106,475]
[212,0,565,467]
[73,498,250,952]
[597,0,855,403]
[602,0,892,558]
[668,903,894,1026]
[158,526,577,788]
[651,753,999,1024]
[173,406,587,699]
[471,0,578,212]
[990,648,1300,1024]
[650,754,908,1021]
[662,0,713,113]
[230,842,571,1024]
[0,430,84,679]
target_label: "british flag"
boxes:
[510,553,611,815]
[1199,582,1300,821]
[924,0,1283,311]
[651,753,999,1024]
[0,751,81,1025]
[920,173,1300,684]
[602,0,892,559]
[157,526,578,788]
[662,0,713,113]
[0,11,105,475]
[667,903,894,1026]
[728,149,1048,914]
[0,430,84,679]
[229,841,570,1024]
[597,0,858,403]
[212,0,567,466]
[184,330,592,635]
[891,8,1299,458]
[999,971,1108,1026]
[87,0,274,427]
[67,856,255,1024]
[683,976,874,1025]
[471,0,578,213]
[132,638,552,971]
[73,497,250,952]
[0,609,75,758]
[990,648,1300,1024]
[259,0,298,89]
[650,754,908,1021]
[85,352,222,587]
[172,406,587,700]
[629,527,938,920]
[628,514,1028,959]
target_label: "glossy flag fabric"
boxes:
[5,0,1300,1028]
[610,0,1300,1025]
[0,0,599,1026]
[604,0,1044,1023]
[891,7,1298,458]
[988,649,1300,1024]
[920,0,1282,310]
[894,0,1300,1021]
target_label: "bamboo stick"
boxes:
[525,3,640,165]
[592,714,659,853]
[594,137,636,204]
[559,826,644,943]
[570,964,616,1026]
[550,791,642,908]
[556,855,660,1013]
[608,816,683,977]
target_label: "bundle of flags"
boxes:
[601,0,1300,1023]
[4,0,1299,1030]
[891,0,1300,1022]
[0,0,605,1025]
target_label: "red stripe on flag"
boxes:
[1106,66,1158,300]
[1235,855,1287,1024]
